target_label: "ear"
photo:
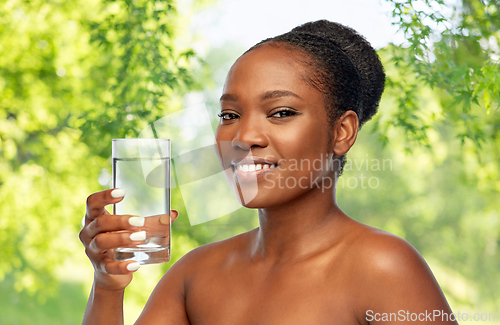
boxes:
[330,110,359,156]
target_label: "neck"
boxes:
[250,183,347,264]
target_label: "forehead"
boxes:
[223,44,320,99]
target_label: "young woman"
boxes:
[80,20,457,324]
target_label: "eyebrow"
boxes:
[219,93,238,102]
[219,90,303,102]
[260,90,303,101]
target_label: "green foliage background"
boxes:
[0,0,498,324]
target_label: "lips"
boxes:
[231,156,279,181]
[231,156,278,166]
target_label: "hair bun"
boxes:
[291,20,385,125]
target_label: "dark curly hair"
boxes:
[246,20,386,174]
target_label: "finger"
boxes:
[88,231,146,253]
[85,214,145,239]
[86,188,126,222]
[81,214,146,247]
[82,209,110,231]
[121,213,174,240]
[99,257,141,274]
[159,209,179,225]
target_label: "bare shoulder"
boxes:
[135,229,254,324]
[176,227,255,273]
[154,227,255,291]
[346,221,435,288]
[350,223,427,275]
[344,220,456,324]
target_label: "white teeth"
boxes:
[236,164,275,171]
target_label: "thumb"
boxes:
[159,209,179,225]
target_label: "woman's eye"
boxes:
[270,109,297,118]
[218,112,239,120]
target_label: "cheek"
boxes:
[273,121,331,180]
[215,125,224,141]
[276,120,329,155]
[215,125,234,148]
[215,126,231,167]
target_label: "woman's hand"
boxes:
[79,188,179,292]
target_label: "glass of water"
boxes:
[112,138,171,264]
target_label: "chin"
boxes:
[236,189,298,210]
[238,197,268,209]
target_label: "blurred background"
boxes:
[0,0,499,323]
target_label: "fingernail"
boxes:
[126,262,140,271]
[159,214,170,225]
[129,216,145,227]
[130,231,146,241]
[111,188,126,198]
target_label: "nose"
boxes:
[231,115,269,151]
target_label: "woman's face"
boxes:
[215,44,335,208]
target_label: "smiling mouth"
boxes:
[230,158,279,180]
[234,163,276,172]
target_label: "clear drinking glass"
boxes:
[112,138,171,264]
